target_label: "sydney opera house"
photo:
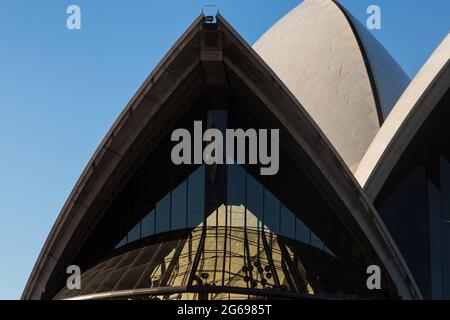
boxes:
[23,0,449,300]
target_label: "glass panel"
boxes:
[378,165,429,295]
[214,205,227,227]
[311,232,325,251]
[227,165,246,206]
[442,222,450,299]
[171,180,187,231]
[127,222,141,243]
[246,173,263,230]
[141,210,155,238]
[227,165,246,228]
[188,166,205,228]
[428,176,442,299]
[296,219,311,244]
[156,193,171,234]
[115,236,127,249]
[325,247,335,256]
[264,190,280,234]
[441,155,450,298]
[280,205,296,239]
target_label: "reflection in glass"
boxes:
[227,165,245,205]
[296,219,310,244]
[187,166,205,228]
[115,166,205,249]
[156,193,171,234]
[281,205,295,239]
[58,213,345,300]
[375,93,450,298]
[115,164,333,257]
[264,190,280,234]
[246,173,263,230]
[440,155,450,298]
[171,181,187,231]
[141,210,155,238]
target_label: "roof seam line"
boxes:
[331,0,385,126]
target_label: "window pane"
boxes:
[280,205,296,239]
[127,222,141,243]
[264,190,280,234]
[227,165,246,227]
[115,236,127,249]
[442,222,450,298]
[311,232,325,251]
[156,193,171,233]
[141,210,155,237]
[428,177,443,299]
[296,219,311,244]
[188,166,205,228]
[441,155,450,298]
[227,165,246,206]
[171,180,187,231]
[246,173,263,230]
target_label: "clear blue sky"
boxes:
[0,0,448,300]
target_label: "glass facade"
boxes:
[342,6,410,120]
[115,163,333,255]
[375,90,450,299]
[115,166,205,248]
[53,93,398,300]
[54,197,371,300]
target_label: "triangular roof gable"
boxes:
[23,14,420,300]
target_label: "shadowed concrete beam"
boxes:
[200,21,227,88]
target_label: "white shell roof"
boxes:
[253,0,409,172]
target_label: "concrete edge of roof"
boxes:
[356,34,450,201]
